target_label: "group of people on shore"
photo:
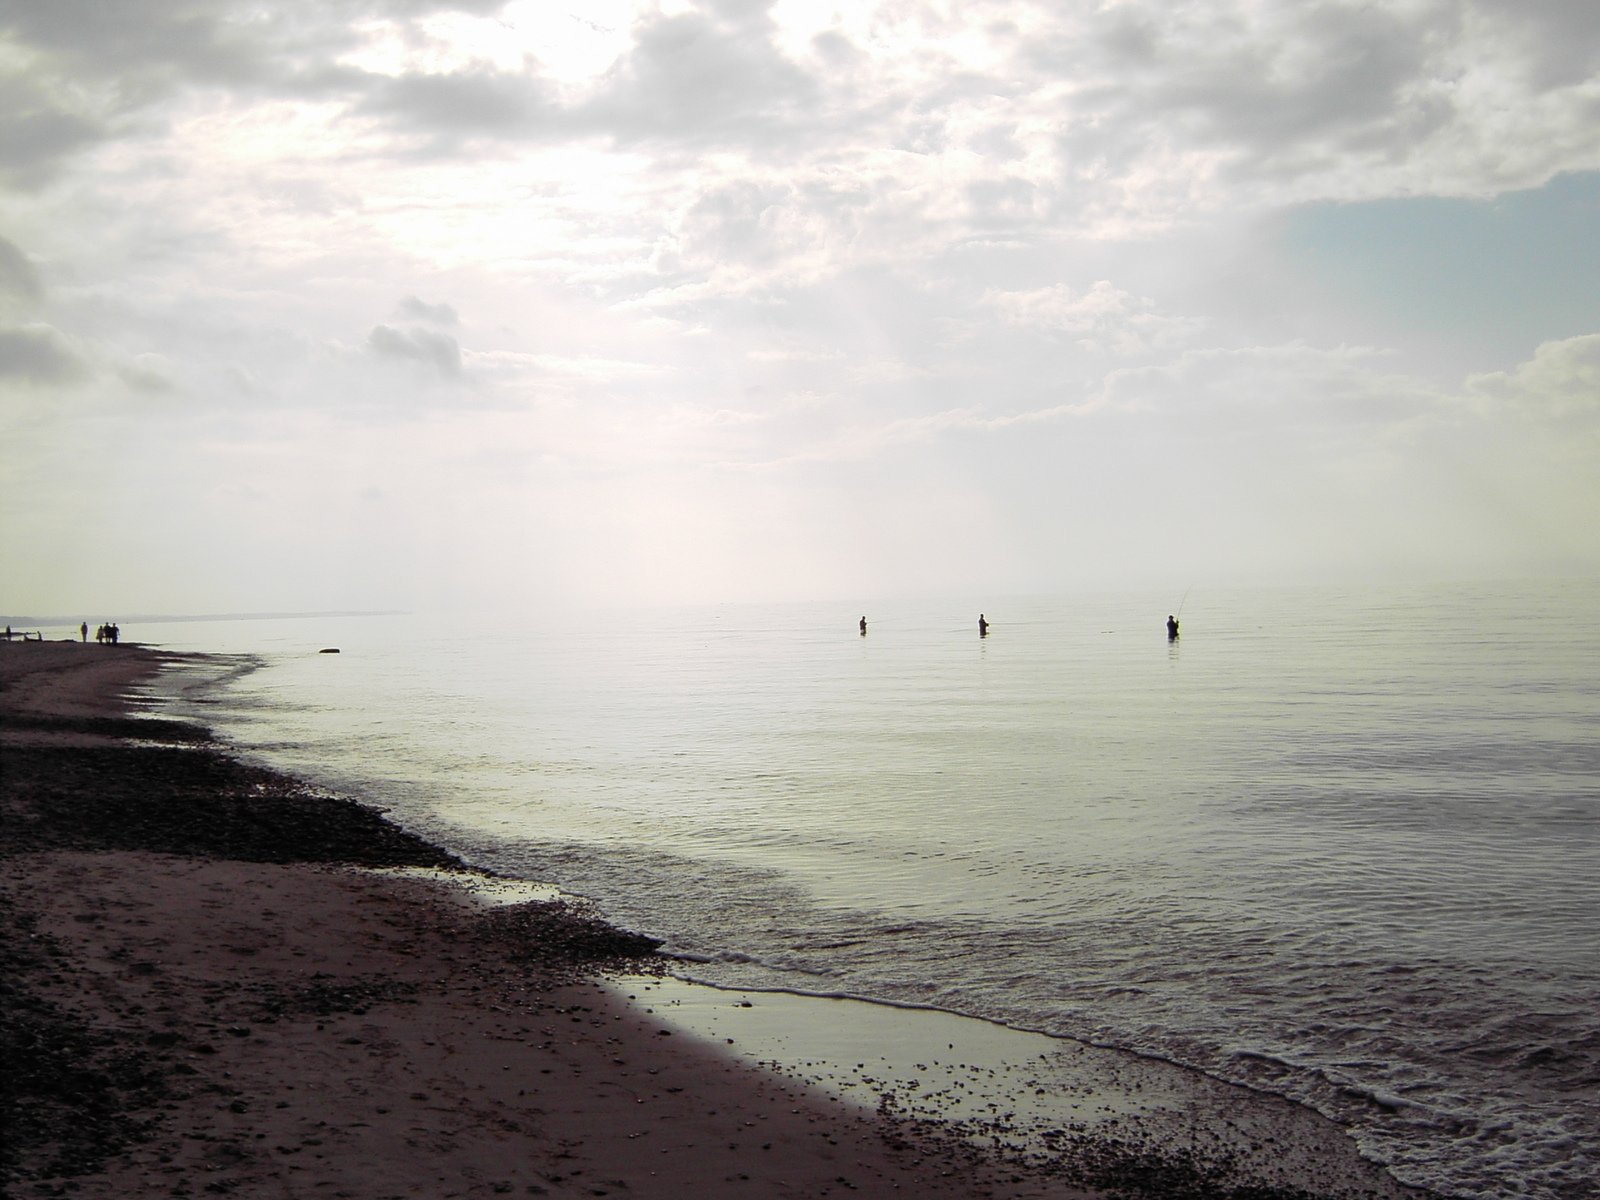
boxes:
[0,621,126,644]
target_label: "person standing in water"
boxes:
[1166,614,1180,641]
[978,614,989,637]
[859,616,867,636]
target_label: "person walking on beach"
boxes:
[80,622,88,642]
[978,614,989,637]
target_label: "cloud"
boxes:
[367,323,462,377]
[0,0,319,189]
[0,236,43,309]
[0,0,505,94]
[396,295,459,325]
[1,0,277,85]
[0,323,90,385]
[355,66,556,150]
[982,281,1203,355]
[1147,5,1441,151]
[1090,341,1448,436]
[1468,333,1600,422]
[1020,0,1600,213]
[116,354,178,395]
[0,0,520,183]
[7,0,1597,234]
[579,6,820,149]
[1474,0,1600,89]
[0,75,109,191]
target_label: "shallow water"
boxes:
[139,581,1600,1200]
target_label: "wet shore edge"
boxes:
[1,640,1440,1200]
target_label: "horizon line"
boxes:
[0,610,409,627]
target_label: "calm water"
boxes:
[136,582,1599,1200]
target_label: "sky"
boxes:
[2,0,1599,617]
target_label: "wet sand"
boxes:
[0,640,1438,1199]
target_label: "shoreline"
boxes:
[2,640,1438,1199]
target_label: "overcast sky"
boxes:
[3,0,1598,617]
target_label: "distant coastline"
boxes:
[0,609,407,628]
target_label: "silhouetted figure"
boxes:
[111,623,120,645]
[80,621,88,642]
[859,616,867,636]
[1166,615,1179,641]
[978,613,989,637]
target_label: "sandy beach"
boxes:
[1,640,1435,1200]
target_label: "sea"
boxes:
[110,580,1597,1200]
